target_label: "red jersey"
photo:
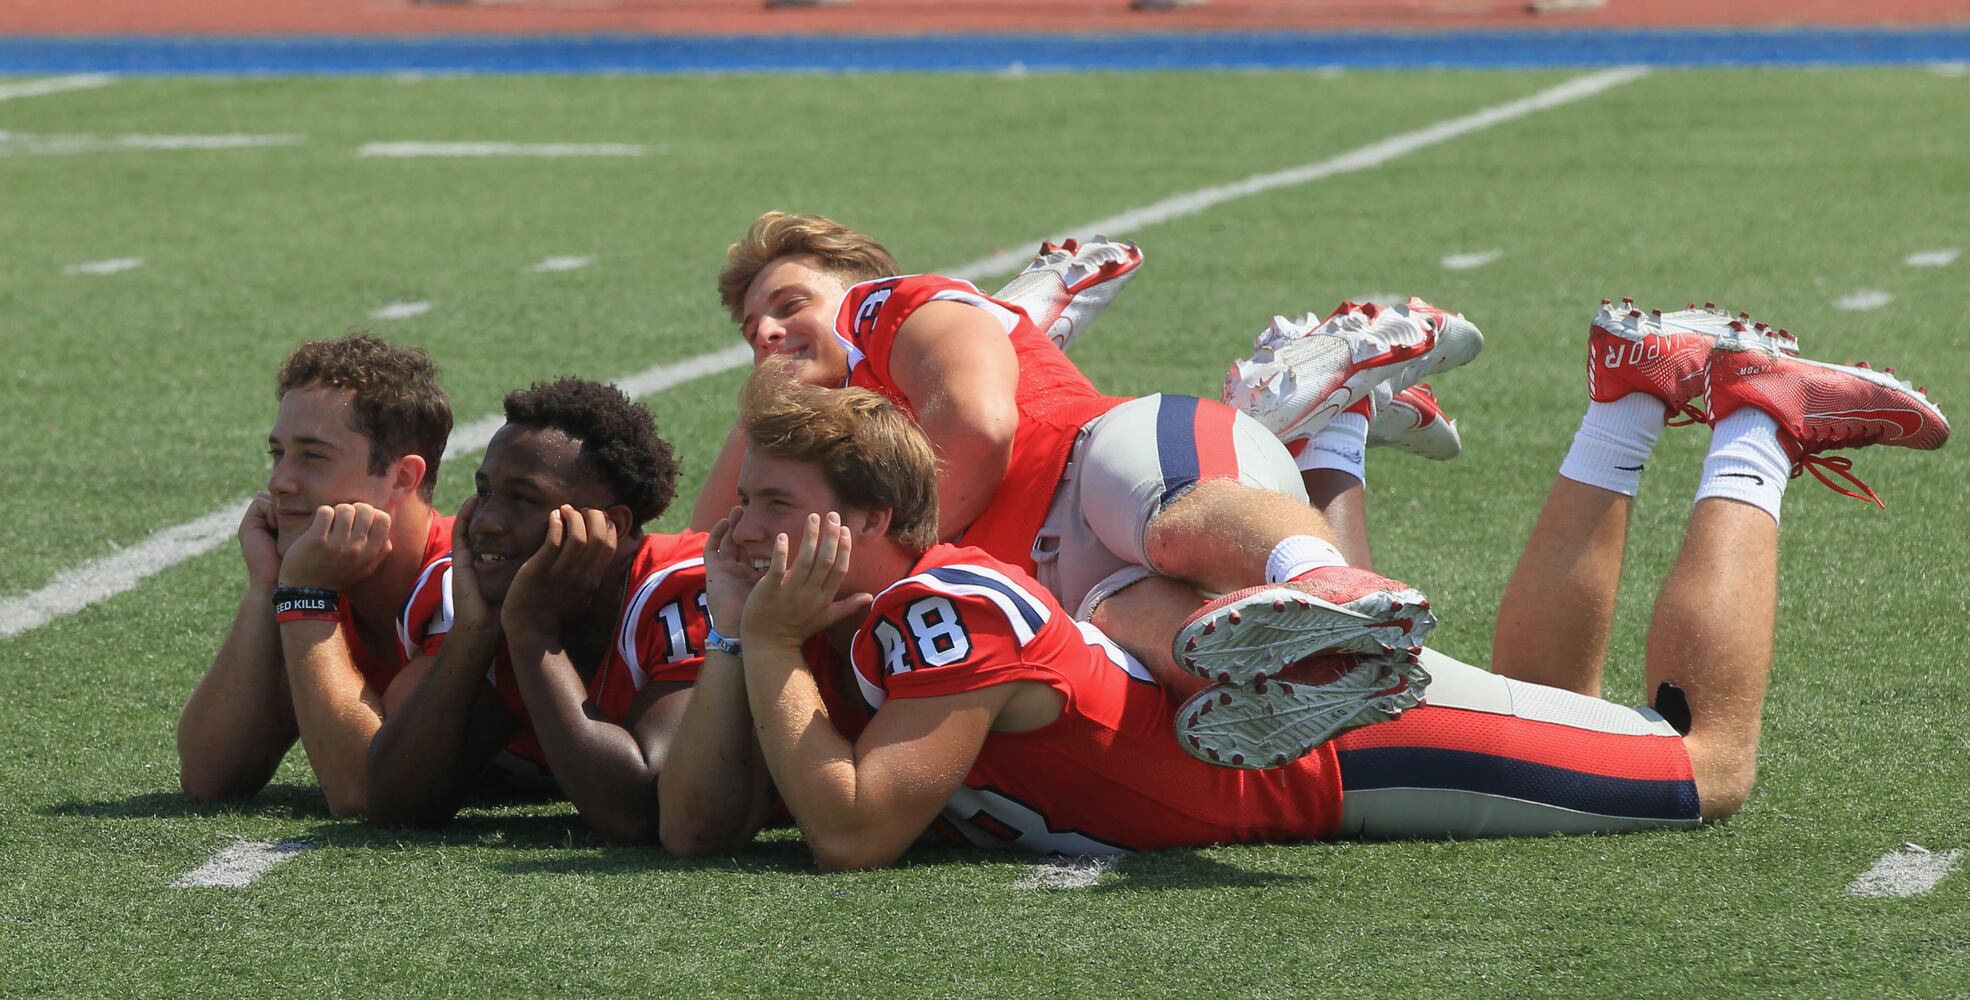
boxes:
[397,530,710,769]
[337,512,451,695]
[816,544,1343,855]
[833,275,1126,574]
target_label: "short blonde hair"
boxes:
[718,211,902,324]
[740,360,939,552]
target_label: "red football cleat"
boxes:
[1175,651,1429,770]
[1172,565,1434,687]
[1705,336,1950,507]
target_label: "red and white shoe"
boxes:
[1705,336,1950,507]
[1588,299,1799,425]
[1173,565,1434,687]
[1176,651,1428,770]
[1224,297,1481,444]
[1366,384,1463,460]
[992,236,1144,352]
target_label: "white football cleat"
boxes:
[1175,651,1429,770]
[992,236,1144,352]
[1223,297,1482,443]
[1366,384,1463,460]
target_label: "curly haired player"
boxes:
[178,333,453,816]
[367,378,724,842]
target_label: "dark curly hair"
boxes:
[502,377,679,526]
[278,332,452,501]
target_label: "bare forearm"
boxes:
[366,631,500,825]
[507,631,665,842]
[742,645,866,848]
[280,620,381,817]
[660,654,768,854]
[689,425,749,532]
[179,584,291,798]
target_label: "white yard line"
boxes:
[0,69,1648,641]
[947,67,1649,279]
[169,838,316,888]
[527,255,596,273]
[1442,249,1503,270]
[1833,289,1894,311]
[370,300,434,320]
[1014,855,1117,889]
[0,74,114,102]
[64,257,144,276]
[0,131,302,156]
[1846,845,1961,898]
[1904,248,1960,268]
[357,141,645,158]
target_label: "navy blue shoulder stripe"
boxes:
[921,566,1048,633]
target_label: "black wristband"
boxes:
[273,586,341,624]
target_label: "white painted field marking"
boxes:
[169,838,315,888]
[0,69,1647,641]
[1834,289,1894,311]
[1442,249,1503,271]
[64,257,144,276]
[1015,855,1116,889]
[1846,845,1961,898]
[0,132,302,156]
[1905,248,1960,268]
[527,255,595,273]
[370,300,433,320]
[357,141,644,158]
[1934,62,1969,77]
[0,74,114,102]
[947,67,1649,279]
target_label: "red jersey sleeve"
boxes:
[396,555,455,663]
[835,274,1024,397]
[849,562,1064,708]
[615,549,710,688]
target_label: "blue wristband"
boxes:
[705,624,742,658]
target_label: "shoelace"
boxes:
[1793,453,1885,508]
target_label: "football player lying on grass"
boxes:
[661,338,1946,868]
[689,213,1450,745]
[365,378,739,843]
[180,333,454,817]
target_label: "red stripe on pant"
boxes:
[1331,703,1695,783]
[1191,398,1242,482]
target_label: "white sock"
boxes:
[1266,535,1348,582]
[1295,410,1370,486]
[1558,394,1667,497]
[1695,408,1789,524]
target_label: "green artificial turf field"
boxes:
[2,67,1965,997]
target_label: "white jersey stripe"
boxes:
[878,562,1051,646]
[617,556,705,690]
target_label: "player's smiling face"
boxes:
[732,449,867,592]
[468,423,614,604]
[741,254,852,387]
[266,385,398,557]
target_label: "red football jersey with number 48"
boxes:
[819,544,1343,854]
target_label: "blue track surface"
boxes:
[3,28,1969,75]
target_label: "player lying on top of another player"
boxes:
[690,212,1452,741]
[366,378,729,842]
[661,306,1946,865]
[179,333,454,817]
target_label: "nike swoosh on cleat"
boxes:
[1808,408,1925,440]
[1717,471,1765,485]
